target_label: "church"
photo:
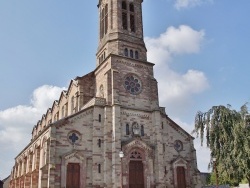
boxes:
[9,0,201,187]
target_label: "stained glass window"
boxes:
[124,74,142,95]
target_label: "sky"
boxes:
[1,0,250,179]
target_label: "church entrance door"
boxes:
[66,163,80,188]
[177,166,186,188]
[129,161,144,188]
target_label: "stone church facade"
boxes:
[9,0,201,187]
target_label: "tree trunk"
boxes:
[247,177,250,188]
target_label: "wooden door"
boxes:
[66,163,80,188]
[177,166,186,188]
[129,161,144,188]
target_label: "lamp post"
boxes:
[119,151,124,188]
[213,158,218,188]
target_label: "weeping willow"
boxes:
[193,104,250,186]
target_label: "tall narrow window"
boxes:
[104,4,108,34]
[99,114,101,122]
[98,139,101,148]
[62,106,65,118]
[124,48,128,57]
[135,51,139,59]
[71,96,74,114]
[129,3,134,12]
[101,8,105,39]
[130,49,134,58]
[65,103,68,116]
[98,164,101,173]
[129,3,135,32]
[75,96,79,112]
[122,1,128,30]
[141,125,144,136]
[122,1,127,10]
[122,12,128,30]
[162,122,164,129]
[43,142,47,166]
[126,124,130,135]
[163,143,165,152]
[130,14,135,32]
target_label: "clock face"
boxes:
[124,74,142,95]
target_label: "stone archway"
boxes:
[122,139,154,188]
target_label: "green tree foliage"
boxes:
[193,104,250,187]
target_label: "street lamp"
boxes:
[213,158,218,188]
[119,151,124,188]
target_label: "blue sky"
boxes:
[1,0,250,179]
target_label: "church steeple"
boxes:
[96,0,147,66]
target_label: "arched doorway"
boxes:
[129,150,144,188]
[122,139,154,188]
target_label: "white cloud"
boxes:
[31,85,65,112]
[145,25,209,112]
[146,25,210,172]
[0,85,64,178]
[146,25,205,68]
[174,0,213,10]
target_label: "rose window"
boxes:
[124,74,142,95]
[174,140,183,152]
[68,131,81,145]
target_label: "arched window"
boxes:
[124,48,128,57]
[129,3,135,32]
[126,124,130,135]
[130,49,134,58]
[122,1,128,30]
[100,4,108,39]
[141,125,144,136]
[135,51,139,59]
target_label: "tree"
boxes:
[193,104,250,187]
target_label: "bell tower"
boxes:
[97,0,147,66]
